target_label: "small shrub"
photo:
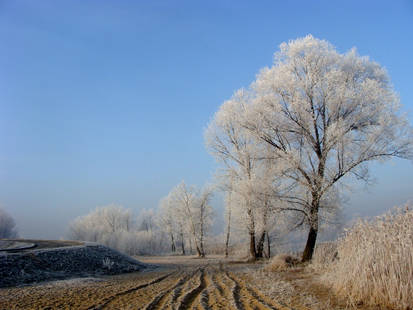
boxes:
[265,254,300,272]
[102,258,114,270]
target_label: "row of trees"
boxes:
[69,36,412,262]
[68,205,164,255]
[68,183,214,257]
[205,35,412,262]
[157,182,213,257]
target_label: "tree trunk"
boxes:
[302,190,321,262]
[249,231,257,260]
[199,242,205,258]
[247,207,257,260]
[199,224,205,257]
[302,203,319,262]
[180,232,185,255]
[225,203,232,258]
[225,221,231,258]
[266,231,271,258]
[196,245,203,257]
[255,231,266,258]
[199,202,205,258]
[193,238,202,257]
[170,233,176,252]
[302,225,318,262]
[189,237,193,255]
[199,232,205,257]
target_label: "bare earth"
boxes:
[0,255,377,310]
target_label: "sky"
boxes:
[1,0,413,239]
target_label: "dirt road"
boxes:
[0,255,302,310]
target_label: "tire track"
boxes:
[168,268,201,309]
[177,268,207,310]
[143,268,198,310]
[204,267,234,310]
[226,271,271,310]
[213,271,240,310]
[223,271,245,310]
[86,271,176,310]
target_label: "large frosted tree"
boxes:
[243,35,412,261]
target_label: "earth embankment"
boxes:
[0,240,146,287]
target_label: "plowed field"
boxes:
[0,256,344,310]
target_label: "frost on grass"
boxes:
[324,205,413,309]
[308,241,338,271]
[244,268,334,310]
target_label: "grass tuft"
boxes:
[265,254,300,272]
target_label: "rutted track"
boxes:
[177,268,207,310]
[144,268,200,310]
[0,258,299,310]
[87,270,177,309]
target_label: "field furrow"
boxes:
[87,271,176,310]
[144,268,199,310]
[0,257,310,310]
[177,269,206,310]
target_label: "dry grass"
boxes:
[265,253,300,272]
[309,241,338,271]
[324,205,413,309]
[245,266,344,309]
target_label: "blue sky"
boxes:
[1,1,413,238]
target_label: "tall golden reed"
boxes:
[324,205,413,309]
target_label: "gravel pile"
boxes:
[0,243,147,287]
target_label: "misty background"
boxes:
[1,1,413,239]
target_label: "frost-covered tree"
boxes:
[206,94,286,260]
[223,190,233,258]
[68,204,133,240]
[167,181,214,257]
[252,158,278,258]
[206,94,265,259]
[0,208,18,238]
[69,205,171,255]
[195,186,214,257]
[241,35,413,261]
[137,209,155,232]
[157,195,178,253]
[101,204,133,233]
[136,209,158,252]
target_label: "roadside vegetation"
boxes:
[322,205,413,309]
[257,204,413,309]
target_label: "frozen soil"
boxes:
[0,255,381,310]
